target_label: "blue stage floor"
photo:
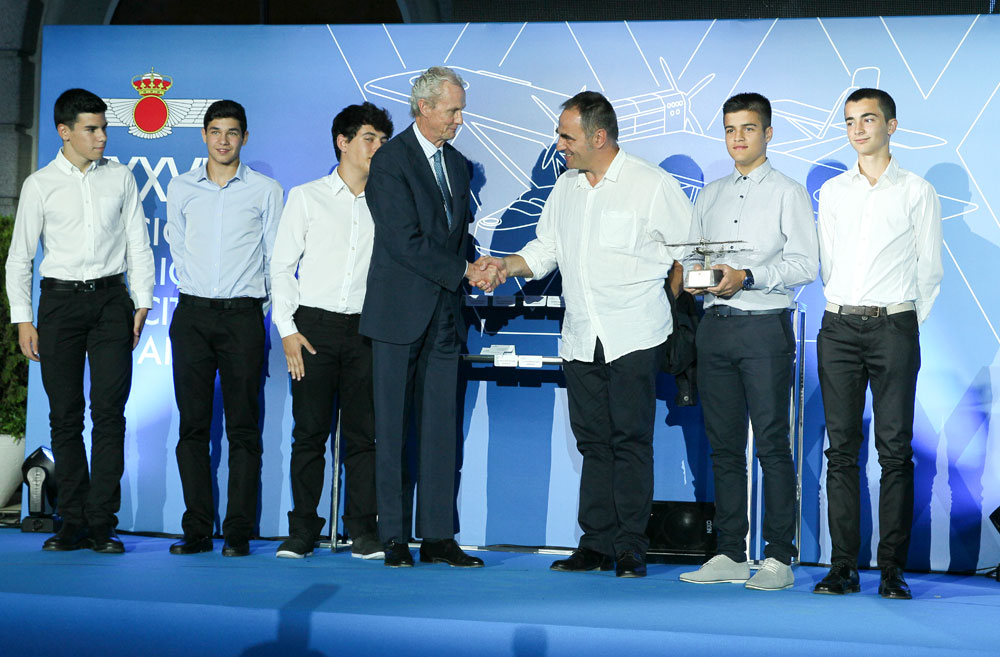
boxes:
[0,528,997,656]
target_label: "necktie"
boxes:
[433,150,454,229]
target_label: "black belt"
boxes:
[706,305,788,317]
[295,306,359,322]
[178,293,262,310]
[40,273,125,292]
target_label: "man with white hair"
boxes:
[361,65,496,568]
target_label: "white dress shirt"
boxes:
[412,123,451,193]
[270,170,374,338]
[5,150,155,324]
[683,159,818,311]
[518,149,693,363]
[818,156,942,323]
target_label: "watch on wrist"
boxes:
[741,269,754,290]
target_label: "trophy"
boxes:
[668,239,749,289]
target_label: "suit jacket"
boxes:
[361,124,472,344]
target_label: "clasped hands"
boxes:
[466,256,508,293]
[683,263,747,299]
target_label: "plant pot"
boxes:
[0,434,25,507]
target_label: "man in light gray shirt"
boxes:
[679,92,818,590]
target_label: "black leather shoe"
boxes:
[878,566,912,600]
[384,540,414,568]
[169,536,213,555]
[813,561,860,595]
[419,539,484,568]
[550,547,614,572]
[42,524,92,551]
[91,528,125,554]
[222,537,251,557]
[615,550,647,578]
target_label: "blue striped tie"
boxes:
[433,150,454,229]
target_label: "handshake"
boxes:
[466,255,509,293]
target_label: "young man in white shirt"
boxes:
[270,103,393,560]
[478,91,692,577]
[677,92,818,591]
[4,88,154,553]
[813,88,942,600]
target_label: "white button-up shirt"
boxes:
[818,156,942,323]
[270,170,374,338]
[412,123,451,193]
[518,149,692,363]
[5,150,155,323]
[684,159,818,311]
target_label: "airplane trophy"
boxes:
[668,239,749,290]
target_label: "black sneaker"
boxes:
[351,533,385,560]
[276,535,314,559]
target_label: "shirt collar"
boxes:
[195,161,248,186]
[848,154,899,186]
[55,149,100,175]
[329,167,363,198]
[412,122,442,160]
[574,148,627,188]
[730,158,772,185]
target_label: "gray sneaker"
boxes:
[679,554,750,583]
[745,557,794,591]
[351,533,385,560]
[276,535,314,559]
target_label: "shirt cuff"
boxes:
[131,290,153,310]
[9,305,33,324]
[274,318,298,338]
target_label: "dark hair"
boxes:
[53,88,107,128]
[203,99,247,133]
[331,102,395,160]
[561,91,618,142]
[722,92,772,128]
[845,87,896,122]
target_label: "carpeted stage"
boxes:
[0,529,997,657]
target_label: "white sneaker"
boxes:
[745,557,794,591]
[679,554,750,584]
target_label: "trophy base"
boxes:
[685,269,723,289]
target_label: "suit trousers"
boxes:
[817,309,920,568]
[563,338,662,557]
[696,311,798,564]
[169,300,265,539]
[372,292,460,544]
[37,285,134,530]
[287,307,377,541]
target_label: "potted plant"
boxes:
[0,213,28,508]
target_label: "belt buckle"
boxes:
[78,280,96,293]
[868,306,882,318]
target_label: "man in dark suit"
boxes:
[361,66,496,568]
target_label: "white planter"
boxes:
[0,434,25,507]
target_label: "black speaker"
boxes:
[646,500,716,556]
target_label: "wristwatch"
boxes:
[741,269,754,291]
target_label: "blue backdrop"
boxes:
[25,16,1000,571]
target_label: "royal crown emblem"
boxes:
[105,68,218,139]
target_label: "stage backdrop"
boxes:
[25,16,1000,572]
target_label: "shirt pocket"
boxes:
[599,209,637,250]
[96,195,124,230]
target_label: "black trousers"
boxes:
[169,298,265,539]
[372,292,460,544]
[696,311,797,564]
[563,338,662,557]
[287,307,376,541]
[37,285,134,530]
[817,309,920,568]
